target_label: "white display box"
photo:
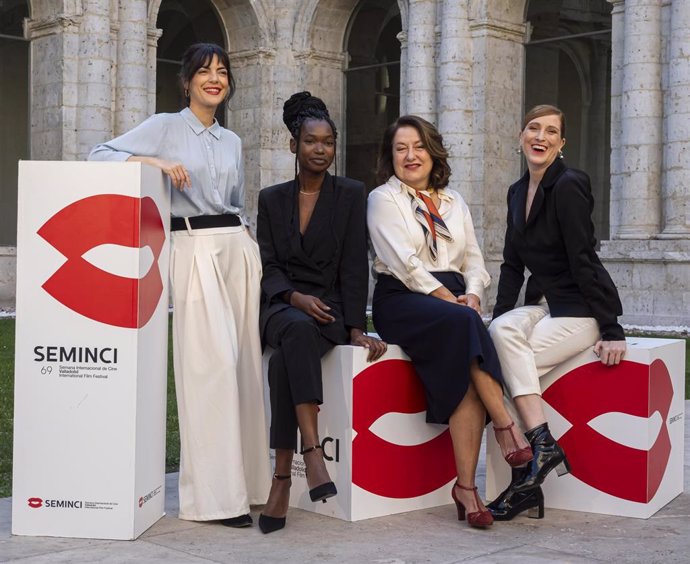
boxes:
[263,345,457,521]
[486,337,686,519]
[12,162,170,539]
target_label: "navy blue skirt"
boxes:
[372,272,504,424]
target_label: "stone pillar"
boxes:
[405,0,437,120]
[146,27,163,116]
[114,0,149,135]
[614,0,663,239]
[469,17,525,258]
[608,0,625,239]
[75,0,113,159]
[397,30,408,115]
[25,13,82,160]
[659,0,690,238]
[436,1,477,215]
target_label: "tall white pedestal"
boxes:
[12,162,170,539]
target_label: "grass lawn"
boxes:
[1,317,689,498]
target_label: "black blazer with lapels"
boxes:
[257,173,368,343]
[492,159,624,341]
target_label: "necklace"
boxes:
[299,189,321,196]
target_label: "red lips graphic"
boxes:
[352,359,455,498]
[38,195,165,328]
[28,497,43,508]
[543,359,673,503]
[138,496,144,508]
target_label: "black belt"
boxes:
[171,214,241,231]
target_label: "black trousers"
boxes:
[263,306,337,450]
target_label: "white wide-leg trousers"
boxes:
[170,225,271,521]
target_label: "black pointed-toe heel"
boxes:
[512,422,570,493]
[258,474,291,534]
[258,513,285,534]
[301,445,337,503]
[219,513,253,528]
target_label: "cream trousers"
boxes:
[171,225,271,521]
[488,303,599,399]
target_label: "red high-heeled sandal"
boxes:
[494,421,533,467]
[451,483,493,528]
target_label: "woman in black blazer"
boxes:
[487,105,626,520]
[256,92,386,533]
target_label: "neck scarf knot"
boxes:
[406,186,453,261]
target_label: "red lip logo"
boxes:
[38,195,165,328]
[138,496,144,508]
[353,359,455,498]
[543,359,673,503]
[28,497,43,508]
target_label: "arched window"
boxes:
[524,0,612,240]
[345,0,401,190]
[156,0,226,125]
[0,0,29,245]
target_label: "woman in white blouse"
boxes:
[368,115,532,529]
[89,43,271,528]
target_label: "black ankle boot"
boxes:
[512,422,570,493]
[487,468,544,521]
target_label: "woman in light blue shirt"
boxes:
[89,43,271,528]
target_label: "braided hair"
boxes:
[282,91,338,181]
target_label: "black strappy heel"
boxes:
[258,474,291,534]
[301,445,337,503]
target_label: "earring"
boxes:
[559,150,564,159]
[184,89,189,98]
[515,147,522,155]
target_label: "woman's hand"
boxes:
[157,158,192,191]
[430,285,458,304]
[350,328,388,362]
[593,339,626,366]
[290,292,335,324]
[129,156,191,190]
[456,293,481,314]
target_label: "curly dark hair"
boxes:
[376,115,451,189]
[178,43,235,109]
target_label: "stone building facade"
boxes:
[0,0,688,328]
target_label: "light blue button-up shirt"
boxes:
[88,107,244,218]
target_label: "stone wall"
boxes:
[1,0,687,329]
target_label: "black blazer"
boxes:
[257,173,368,343]
[493,159,624,341]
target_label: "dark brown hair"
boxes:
[522,104,566,138]
[376,115,451,189]
[179,43,235,109]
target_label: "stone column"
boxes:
[614,0,663,239]
[75,0,113,159]
[114,0,148,135]
[146,27,163,116]
[404,0,437,120]
[659,0,690,238]
[469,17,525,257]
[25,13,82,160]
[397,30,408,115]
[437,1,476,210]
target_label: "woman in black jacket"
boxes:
[487,105,626,520]
[256,92,386,534]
